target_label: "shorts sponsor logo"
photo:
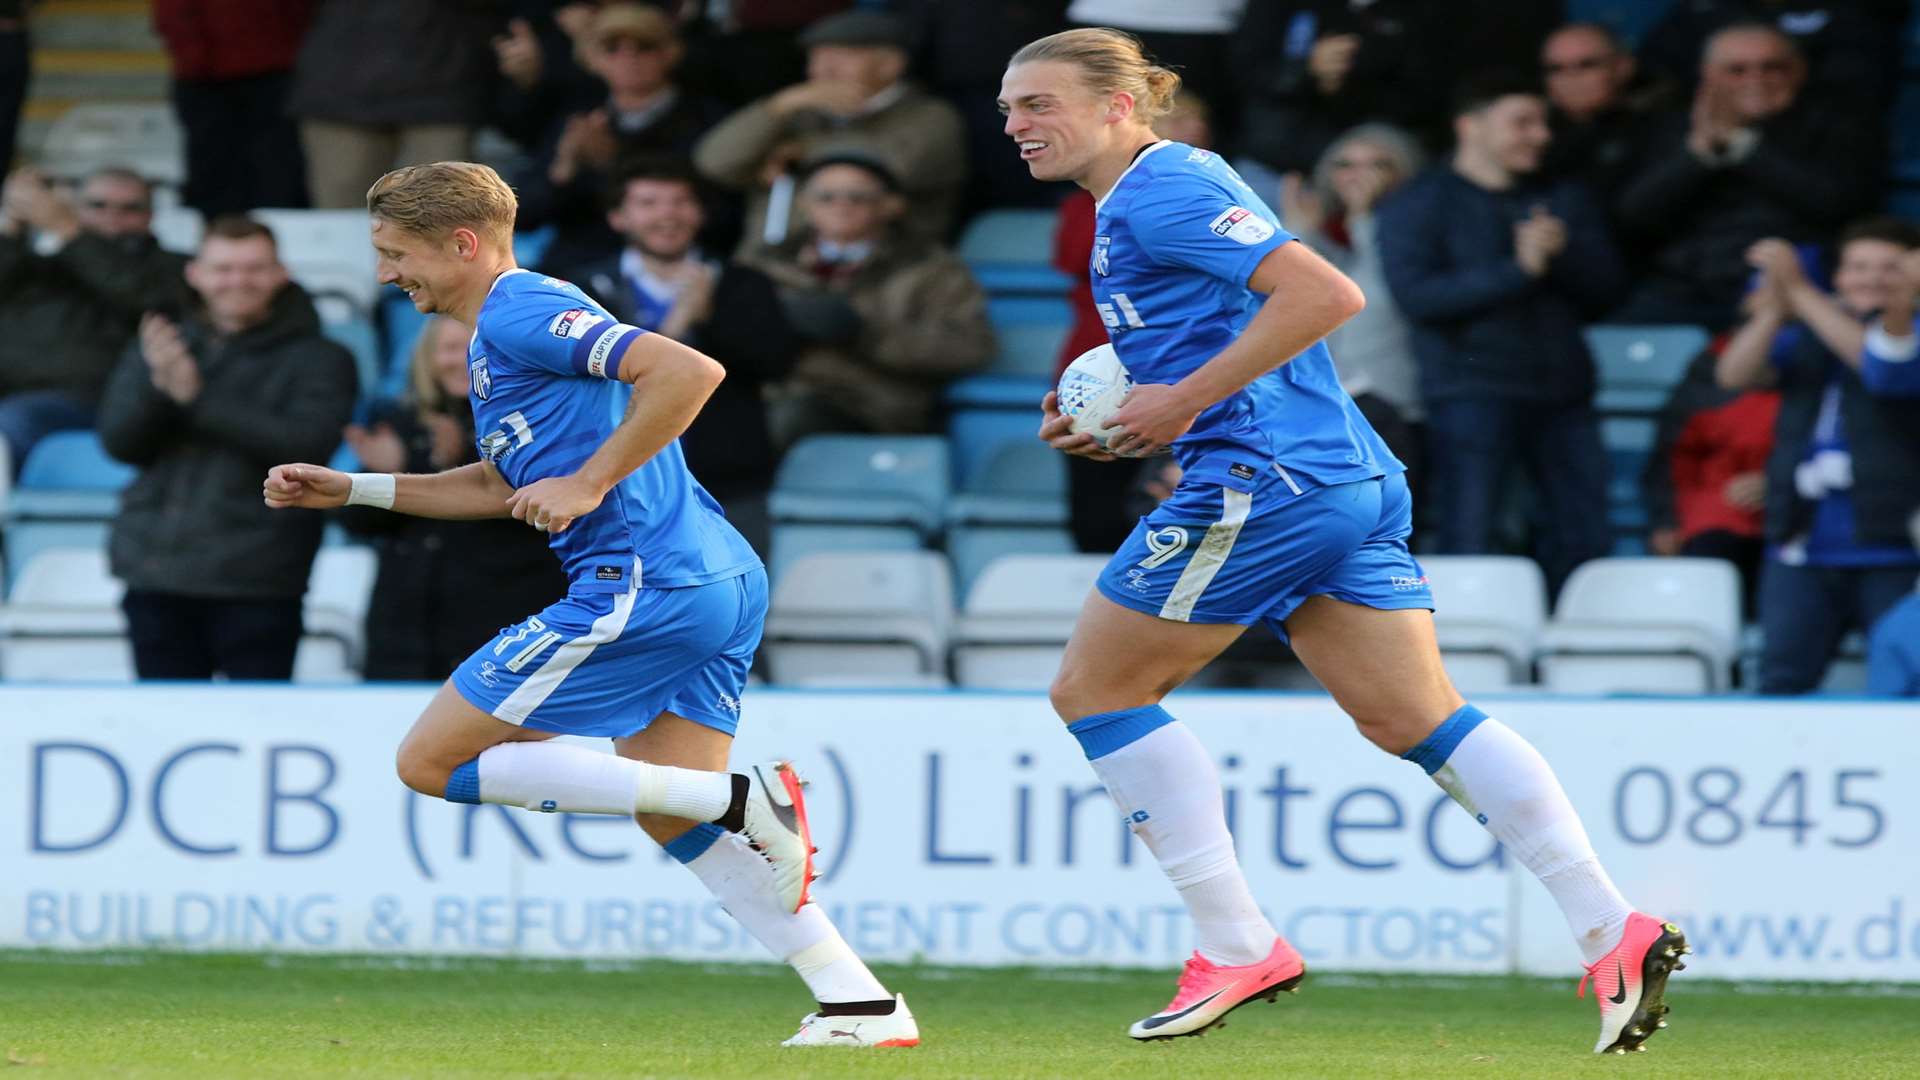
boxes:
[1123,568,1154,593]
[548,308,606,341]
[1229,462,1256,481]
[595,566,622,582]
[1208,206,1277,245]
[1390,574,1430,592]
[477,661,500,687]
[1139,527,1189,570]
[717,693,743,716]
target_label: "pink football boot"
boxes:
[1128,937,1306,1040]
[1579,912,1690,1053]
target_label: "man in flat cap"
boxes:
[693,11,966,254]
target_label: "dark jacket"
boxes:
[1762,328,1920,547]
[1232,0,1458,173]
[1614,102,1882,308]
[340,404,565,681]
[154,0,316,81]
[1376,167,1627,405]
[0,232,190,402]
[568,251,794,491]
[99,285,358,599]
[1542,103,1655,212]
[515,90,732,272]
[287,0,499,126]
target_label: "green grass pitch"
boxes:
[3,951,1917,1078]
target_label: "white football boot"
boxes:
[735,761,816,914]
[782,994,919,1048]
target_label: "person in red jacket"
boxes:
[154,0,315,215]
[1644,344,1779,613]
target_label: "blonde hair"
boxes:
[367,162,518,248]
[1009,28,1181,122]
[408,315,467,414]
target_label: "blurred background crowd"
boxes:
[0,0,1917,698]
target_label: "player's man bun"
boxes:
[1010,27,1183,122]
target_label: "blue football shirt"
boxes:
[466,269,760,591]
[1091,141,1398,491]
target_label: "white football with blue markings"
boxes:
[1055,343,1133,449]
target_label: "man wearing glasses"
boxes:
[745,151,994,446]
[0,166,188,475]
[1614,22,1881,329]
[1539,22,1656,207]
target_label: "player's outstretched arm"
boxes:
[505,334,725,532]
[1105,243,1365,457]
[264,461,516,520]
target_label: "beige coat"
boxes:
[693,84,968,253]
[747,236,997,433]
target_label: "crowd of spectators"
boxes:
[0,0,1916,695]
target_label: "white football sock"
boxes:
[674,827,888,1003]
[456,741,734,820]
[1072,710,1278,966]
[1411,707,1632,964]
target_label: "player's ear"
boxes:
[451,226,481,261]
[1106,90,1136,126]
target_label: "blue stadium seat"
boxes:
[1601,415,1656,547]
[323,317,383,395]
[1586,324,1709,414]
[17,431,136,491]
[948,406,1046,489]
[513,225,558,270]
[770,435,951,538]
[959,208,1057,266]
[380,291,433,378]
[988,294,1074,326]
[990,321,1069,377]
[947,440,1067,529]
[768,523,924,586]
[946,524,1075,603]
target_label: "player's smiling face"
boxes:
[372,218,467,314]
[998,60,1116,183]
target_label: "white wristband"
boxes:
[345,472,396,509]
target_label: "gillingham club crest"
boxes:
[1092,235,1111,277]
[470,355,492,401]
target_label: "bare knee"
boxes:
[394,743,449,798]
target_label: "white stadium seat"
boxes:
[950,554,1108,689]
[0,547,132,681]
[301,546,378,680]
[1537,557,1742,694]
[762,552,954,685]
[250,209,381,316]
[1422,555,1547,690]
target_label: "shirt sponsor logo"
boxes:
[1092,235,1111,277]
[1208,206,1276,245]
[548,308,606,341]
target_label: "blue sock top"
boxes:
[444,759,481,804]
[1400,703,1489,775]
[1067,704,1176,761]
[663,821,726,864]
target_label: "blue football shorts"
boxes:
[451,562,767,739]
[1096,468,1433,641]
